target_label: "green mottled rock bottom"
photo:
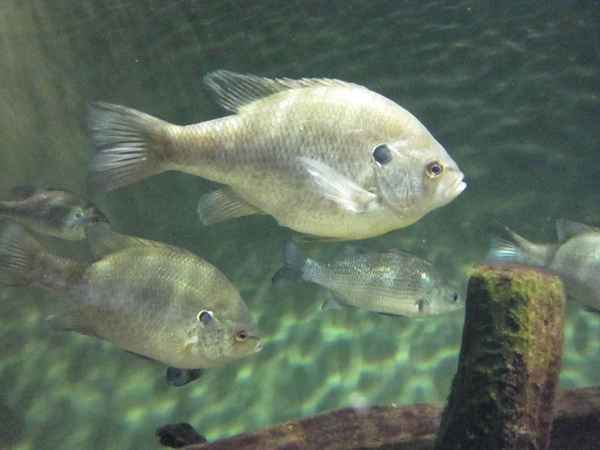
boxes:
[435,265,565,450]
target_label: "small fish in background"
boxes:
[0,222,262,374]
[273,241,464,317]
[486,219,600,313]
[0,186,108,240]
[88,70,465,240]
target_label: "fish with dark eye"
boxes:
[487,219,600,313]
[273,241,464,317]
[88,70,465,240]
[0,186,108,240]
[0,223,262,372]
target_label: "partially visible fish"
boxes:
[88,70,465,240]
[0,186,107,240]
[273,241,464,317]
[486,219,600,312]
[0,223,262,369]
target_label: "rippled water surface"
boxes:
[1,1,600,448]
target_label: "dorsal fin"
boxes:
[556,219,599,242]
[86,223,168,259]
[203,70,362,113]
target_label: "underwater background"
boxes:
[1,0,600,448]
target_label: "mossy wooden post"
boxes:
[434,265,565,450]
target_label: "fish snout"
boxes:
[451,172,467,197]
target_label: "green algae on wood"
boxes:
[434,265,566,450]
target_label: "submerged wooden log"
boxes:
[161,387,600,450]
[434,265,566,450]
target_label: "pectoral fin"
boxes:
[299,157,377,213]
[197,188,263,226]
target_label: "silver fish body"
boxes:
[0,223,261,369]
[273,242,464,317]
[89,71,466,240]
[486,219,600,312]
[0,186,107,240]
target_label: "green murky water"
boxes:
[1,1,600,448]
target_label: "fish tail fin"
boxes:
[0,224,81,290]
[272,240,307,285]
[88,102,174,192]
[486,225,552,267]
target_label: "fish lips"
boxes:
[438,172,467,207]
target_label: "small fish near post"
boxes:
[434,265,566,450]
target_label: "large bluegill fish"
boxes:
[89,71,466,240]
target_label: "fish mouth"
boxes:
[254,340,264,353]
[450,174,467,198]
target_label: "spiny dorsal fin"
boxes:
[203,70,362,113]
[556,219,600,242]
[86,223,176,259]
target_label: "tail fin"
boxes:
[0,224,81,290]
[272,241,306,285]
[486,225,552,267]
[88,102,173,192]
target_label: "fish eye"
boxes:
[452,292,459,302]
[372,144,393,166]
[196,310,214,325]
[416,299,425,313]
[235,330,248,342]
[73,210,85,219]
[426,161,444,178]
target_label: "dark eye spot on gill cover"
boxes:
[373,144,392,165]
[197,310,213,324]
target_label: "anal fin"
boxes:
[47,311,97,338]
[197,188,263,226]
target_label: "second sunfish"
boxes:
[89,70,466,240]
[273,241,464,317]
[0,223,262,369]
